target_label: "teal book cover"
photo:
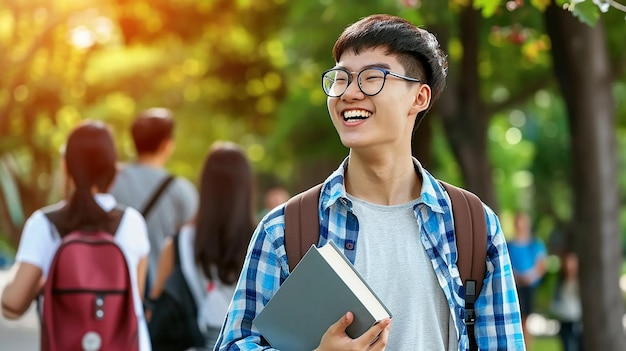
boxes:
[253,240,391,350]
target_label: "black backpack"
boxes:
[283,181,487,351]
[148,233,205,351]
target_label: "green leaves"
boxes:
[473,0,502,17]
[568,0,602,26]
[471,0,623,26]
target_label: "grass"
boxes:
[533,336,561,351]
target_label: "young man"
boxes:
[215,14,525,350]
[110,108,198,291]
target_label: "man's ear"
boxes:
[409,84,431,116]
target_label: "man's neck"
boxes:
[344,152,422,205]
[136,153,166,168]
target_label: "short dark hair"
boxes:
[332,14,448,128]
[131,107,175,154]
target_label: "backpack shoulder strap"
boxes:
[284,184,323,272]
[172,232,182,267]
[141,175,175,218]
[440,181,487,293]
[440,181,487,351]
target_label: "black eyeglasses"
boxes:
[321,67,421,97]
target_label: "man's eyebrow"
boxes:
[364,63,391,70]
[334,63,392,70]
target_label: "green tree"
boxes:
[0,0,287,245]
[545,2,626,349]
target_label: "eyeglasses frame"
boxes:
[321,67,421,97]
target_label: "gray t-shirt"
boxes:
[348,194,458,351]
[110,163,199,283]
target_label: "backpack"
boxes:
[42,206,139,351]
[147,233,205,351]
[284,181,487,351]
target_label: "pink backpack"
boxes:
[42,206,138,351]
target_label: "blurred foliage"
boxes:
[275,0,626,245]
[0,0,625,252]
[0,0,289,236]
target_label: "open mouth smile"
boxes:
[342,109,372,122]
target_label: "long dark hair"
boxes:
[61,121,117,236]
[194,142,255,284]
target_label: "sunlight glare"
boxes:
[534,90,551,109]
[512,170,533,188]
[247,144,265,162]
[68,13,114,49]
[505,127,522,145]
[508,110,526,128]
[70,25,94,49]
[93,16,114,44]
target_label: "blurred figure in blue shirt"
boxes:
[508,211,547,349]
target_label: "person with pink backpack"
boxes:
[1,121,151,351]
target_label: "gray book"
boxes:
[253,240,392,350]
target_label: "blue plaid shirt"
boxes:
[215,159,525,351]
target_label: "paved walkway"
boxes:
[0,267,39,350]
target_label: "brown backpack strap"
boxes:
[284,184,323,272]
[440,181,487,351]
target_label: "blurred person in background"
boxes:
[507,211,547,350]
[257,185,290,221]
[149,141,256,350]
[110,107,198,296]
[1,121,151,350]
[551,252,582,351]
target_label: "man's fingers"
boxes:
[368,322,390,350]
[329,312,354,333]
[357,318,391,346]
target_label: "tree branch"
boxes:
[609,1,626,12]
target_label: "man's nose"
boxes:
[341,76,364,100]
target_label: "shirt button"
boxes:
[345,241,355,250]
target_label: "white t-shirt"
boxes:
[178,225,236,330]
[15,194,152,351]
[349,194,458,351]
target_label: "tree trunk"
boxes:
[438,6,498,210]
[545,4,625,350]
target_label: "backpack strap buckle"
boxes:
[464,280,477,325]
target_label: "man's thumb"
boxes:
[339,312,354,329]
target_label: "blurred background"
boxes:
[0,0,625,350]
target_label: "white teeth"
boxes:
[343,110,371,119]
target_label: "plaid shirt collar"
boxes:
[320,156,447,215]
